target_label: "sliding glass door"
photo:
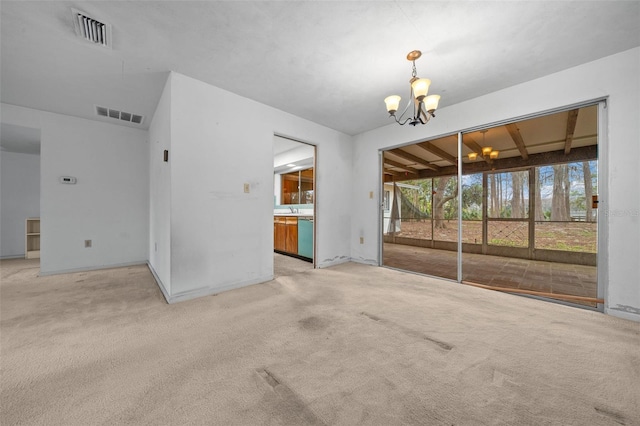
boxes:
[382,103,602,309]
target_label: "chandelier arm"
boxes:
[396,96,413,122]
[417,102,430,125]
[393,116,412,125]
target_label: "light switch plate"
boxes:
[244,183,250,193]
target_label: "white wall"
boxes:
[151,72,352,302]
[0,151,40,258]
[1,104,149,275]
[148,75,172,295]
[352,47,640,321]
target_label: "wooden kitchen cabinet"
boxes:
[285,217,298,254]
[274,216,298,255]
[274,217,287,252]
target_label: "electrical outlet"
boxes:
[85,239,92,248]
[360,237,364,244]
[244,183,250,193]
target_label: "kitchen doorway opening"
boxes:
[273,135,316,277]
[381,102,603,310]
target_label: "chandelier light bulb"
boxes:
[384,95,401,114]
[411,78,431,100]
[468,152,478,161]
[490,150,499,159]
[424,94,440,113]
[482,146,493,156]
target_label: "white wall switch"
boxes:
[369,191,374,199]
[360,237,364,244]
[244,183,250,193]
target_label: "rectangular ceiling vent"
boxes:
[71,8,112,49]
[96,106,144,125]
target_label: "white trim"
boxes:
[457,131,463,282]
[164,275,273,304]
[597,100,608,313]
[0,255,27,260]
[38,260,147,276]
[378,150,384,266]
[317,256,350,269]
[605,308,640,323]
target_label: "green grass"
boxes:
[553,242,591,252]
[489,239,528,248]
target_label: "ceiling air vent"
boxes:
[96,105,145,125]
[71,8,112,49]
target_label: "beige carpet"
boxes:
[1,258,639,425]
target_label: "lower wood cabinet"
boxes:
[285,217,298,254]
[274,216,299,255]
[274,217,287,252]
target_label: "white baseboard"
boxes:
[39,260,148,276]
[316,255,351,269]
[164,275,274,304]
[0,255,26,260]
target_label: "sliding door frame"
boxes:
[380,97,607,312]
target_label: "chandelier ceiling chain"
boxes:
[384,50,441,127]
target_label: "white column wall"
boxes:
[1,104,149,275]
[148,75,172,295]
[352,47,640,322]
[163,72,351,302]
[0,151,40,258]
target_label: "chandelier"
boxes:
[468,130,499,161]
[384,50,441,126]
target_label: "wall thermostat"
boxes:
[60,176,77,184]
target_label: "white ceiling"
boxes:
[1,1,639,140]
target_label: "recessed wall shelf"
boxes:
[25,218,40,259]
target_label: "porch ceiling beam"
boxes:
[564,109,579,154]
[387,149,440,171]
[505,123,529,160]
[383,157,419,174]
[383,169,403,178]
[416,141,457,165]
[400,145,598,181]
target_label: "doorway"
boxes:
[0,123,41,271]
[272,135,316,277]
[382,103,602,309]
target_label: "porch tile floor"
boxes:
[383,243,597,304]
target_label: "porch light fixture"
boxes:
[384,50,441,126]
[468,130,499,161]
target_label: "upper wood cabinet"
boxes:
[281,167,314,205]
